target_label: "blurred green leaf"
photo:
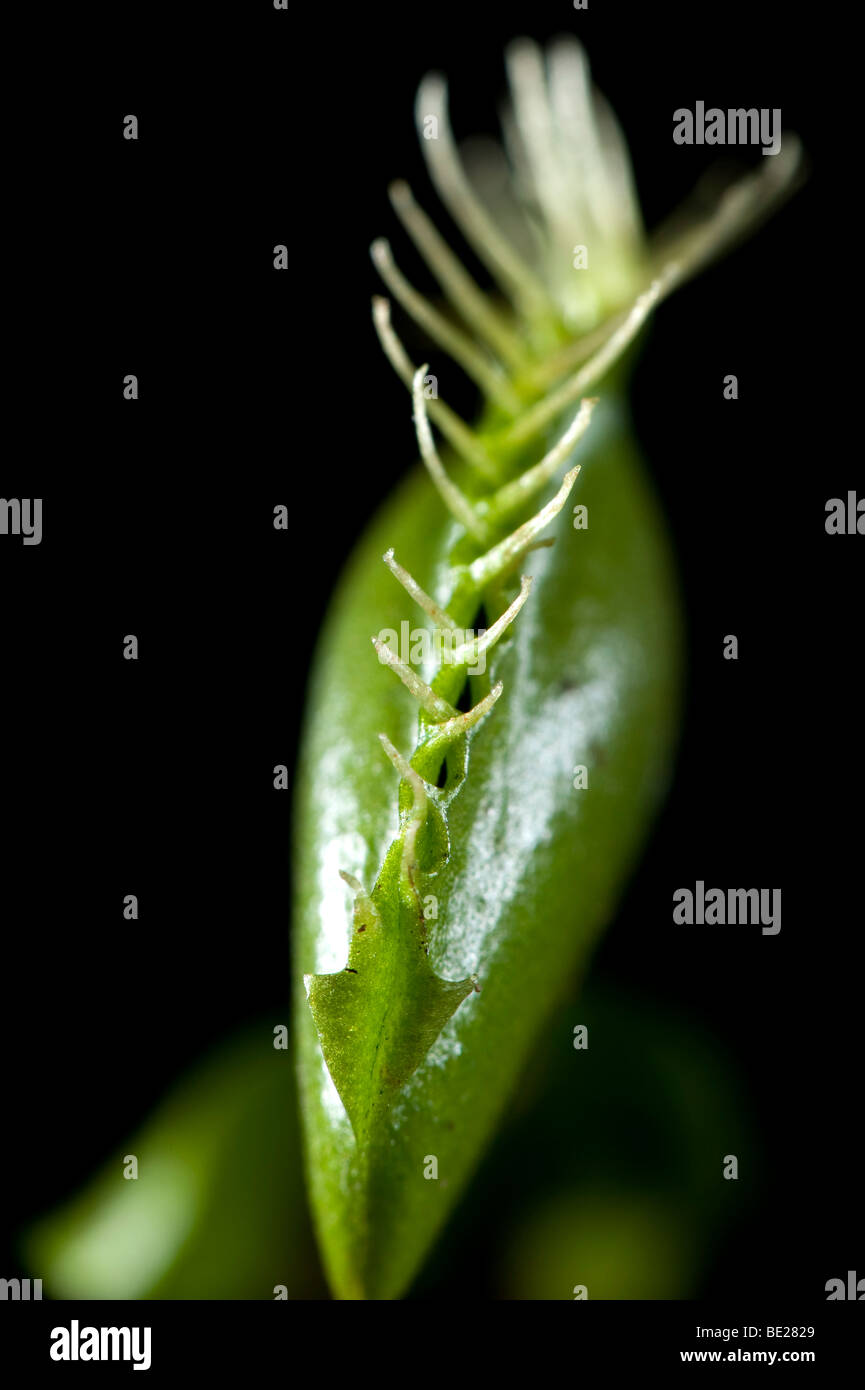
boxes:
[23,1029,326,1300]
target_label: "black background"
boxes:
[3,0,860,1305]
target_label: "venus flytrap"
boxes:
[294,36,800,1300]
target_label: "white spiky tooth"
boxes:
[649,137,803,287]
[442,577,532,666]
[469,466,581,589]
[499,272,674,450]
[415,71,553,320]
[372,634,459,721]
[383,549,458,631]
[371,297,498,479]
[387,180,528,372]
[371,239,521,414]
[338,870,382,928]
[378,732,429,897]
[412,367,491,543]
[486,398,596,519]
[420,681,504,758]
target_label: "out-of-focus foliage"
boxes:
[21,988,749,1300]
[23,1030,326,1300]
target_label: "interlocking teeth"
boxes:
[441,576,532,667]
[484,398,596,522]
[365,35,798,923]
[371,239,521,415]
[497,270,676,451]
[419,682,504,761]
[387,179,528,371]
[469,466,581,590]
[414,72,554,321]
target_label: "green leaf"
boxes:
[22,1030,326,1300]
[293,392,683,1298]
[306,868,476,1144]
[293,35,799,1301]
